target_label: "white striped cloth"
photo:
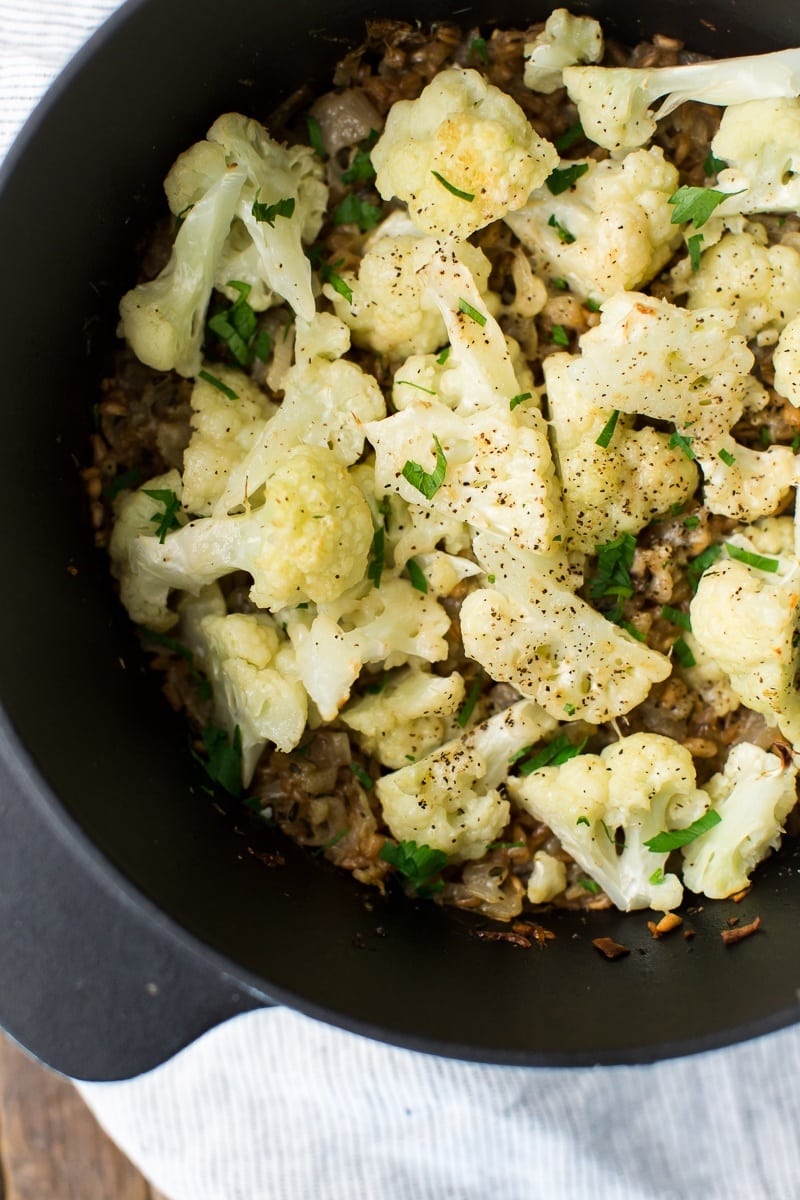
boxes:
[3,3,800,1197]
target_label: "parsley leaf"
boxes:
[703,150,727,176]
[307,247,353,303]
[668,185,739,228]
[105,467,142,498]
[379,839,449,895]
[578,877,601,894]
[551,323,569,347]
[341,130,378,184]
[688,232,704,272]
[554,121,584,153]
[196,725,243,797]
[548,213,575,244]
[207,280,270,368]
[644,810,722,852]
[436,345,451,365]
[251,193,295,226]
[431,170,474,201]
[546,161,589,195]
[139,627,211,700]
[588,532,636,624]
[332,193,382,231]
[470,35,489,63]
[142,488,182,544]
[595,409,620,449]
[402,435,447,498]
[306,114,327,160]
[517,733,588,775]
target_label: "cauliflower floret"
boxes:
[341,666,466,768]
[544,352,698,553]
[505,148,681,300]
[773,314,800,406]
[682,742,798,899]
[207,113,328,320]
[131,445,373,613]
[712,99,800,218]
[215,314,385,515]
[376,699,558,861]
[680,232,800,340]
[690,536,800,745]
[526,851,568,904]
[523,9,603,95]
[285,577,452,720]
[371,68,557,239]
[119,150,247,377]
[695,438,797,522]
[199,612,308,782]
[508,733,709,911]
[677,633,741,719]
[181,365,276,515]
[563,49,800,154]
[460,537,669,724]
[329,235,493,359]
[564,292,753,434]
[109,469,184,632]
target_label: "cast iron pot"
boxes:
[1,0,799,1082]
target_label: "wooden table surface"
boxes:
[0,1033,171,1200]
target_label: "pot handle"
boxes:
[0,727,267,1082]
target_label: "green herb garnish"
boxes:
[517,733,588,775]
[548,213,576,244]
[668,185,740,228]
[341,130,378,184]
[199,369,238,399]
[684,515,700,529]
[673,637,696,668]
[649,866,666,886]
[332,193,382,231]
[585,296,602,312]
[726,544,780,573]
[349,764,374,790]
[396,379,436,395]
[105,467,142,498]
[368,525,385,588]
[313,826,351,854]
[458,297,487,327]
[564,702,577,716]
[196,725,243,797]
[718,447,736,466]
[669,428,695,460]
[436,345,451,365]
[251,193,295,226]
[139,627,211,699]
[402,435,447,499]
[142,488,182,544]
[644,810,722,852]
[554,121,584,153]
[379,839,449,895]
[589,532,636,624]
[470,36,489,63]
[306,114,327,159]
[431,170,474,202]
[595,410,620,449]
[703,150,727,176]
[687,543,722,591]
[207,280,268,368]
[546,162,589,195]
[406,558,428,593]
[487,840,526,850]
[576,816,590,827]
[551,324,569,347]
[578,878,601,894]
[510,391,533,411]
[661,605,691,631]
[456,670,483,728]
[688,232,704,272]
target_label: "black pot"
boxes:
[1,0,799,1082]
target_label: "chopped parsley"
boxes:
[517,733,588,775]
[589,532,636,625]
[576,816,590,827]
[687,543,722,591]
[341,130,378,184]
[644,810,722,852]
[564,702,577,716]
[142,488,182,544]
[207,280,270,368]
[718,447,736,466]
[456,670,484,728]
[703,150,727,176]
[436,345,451,365]
[402,435,447,499]
[648,866,666,886]
[332,193,382,231]
[673,637,696,668]
[306,113,327,160]
[396,379,436,395]
[139,627,211,699]
[406,558,428,594]
[469,35,489,63]
[669,428,696,460]
[199,369,238,399]
[668,185,740,228]
[553,277,569,290]
[793,433,800,454]
[195,725,243,797]
[458,297,486,326]
[307,247,353,304]
[726,543,780,573]
[554,121,584,153]
[510,391,533,411]
[688,232,704,272]
[578,878,601,894]
[548,213,576,244]
[684,515,700,529]
[251,193,295,226]
[546,161,589,195]
[760,426,772,448]
[431,170,474,202]
[349,763,374,790]
[367,525,385,588]
[661,605,691,631]
[551,323,569,347]
[595,409,620,449]
[379,839,449,895]
[585,297,602,312]
[105,466,142,498]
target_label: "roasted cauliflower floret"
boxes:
[109,469,185,632]
[679,231,800,339]
[773,314,800,406]
[505,148,681,301]
[523,9,603,94]
[341,666,466,768]
[371,67,557,239]
[508,733,709,912]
